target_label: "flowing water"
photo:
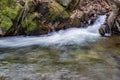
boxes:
[0,15,120,80]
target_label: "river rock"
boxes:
[2,0,112,36]
[56,0,72,6]
[106,0,120,34]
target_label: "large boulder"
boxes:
[2,0,112,36]
[56,0,72,6]
[106,0,120,33]
[17,0,111,35]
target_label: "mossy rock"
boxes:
[47,1,70,22]
[98,27,105,36]
[0,0,23,33]
[56,0,72,6]
[70,18,80,27]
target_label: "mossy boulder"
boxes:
[0,0,23,35]
[106,0,120,34]
[47,1,70,22]
[56,0,72,6]
[0,0,112,36]
[98,27,105,36]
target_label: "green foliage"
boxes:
[22,14,36,31]
[28,22,36,31]
[0,0,22,30]
[0,16,13,30]
[2,7,18,20]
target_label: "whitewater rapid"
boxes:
[0,15,106,48]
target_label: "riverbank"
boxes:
[0,0,111,36]
[0,15,106,48]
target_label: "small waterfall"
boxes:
[0,15,106,48]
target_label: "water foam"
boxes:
[0,15,106,47]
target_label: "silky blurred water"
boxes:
[0,15,120,80]
[0,15,106,48]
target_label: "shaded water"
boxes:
[0,15,120,80]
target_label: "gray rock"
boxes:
[57,0,72,6]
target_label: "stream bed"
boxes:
[0,35,120,80]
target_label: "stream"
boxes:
[0,15,120,80]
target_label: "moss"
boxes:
[27,22,36,31]
[0,76,10,80]
[75,52,103,61]
[48,1,70,22]
[76,54,100,60]
[53,61,78,65]
[2,7,19,20]
[0,0,23,31]
[98,27,105,36]
[70,18,80,27]
[0,16,13,30]
[0,57,21,63]
[22,13,37,32]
